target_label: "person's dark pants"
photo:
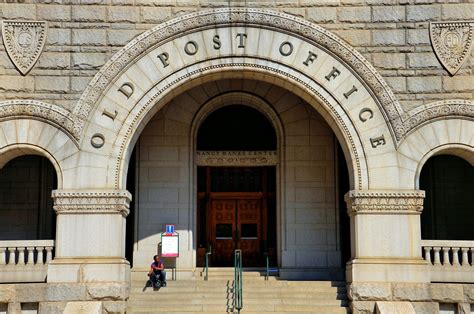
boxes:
[150,270,166,286]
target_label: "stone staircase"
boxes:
[127,268,349,313]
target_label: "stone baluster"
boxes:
[441,247,451,266]
[452,247,460,266]
[17,247,26,265]
[45,247,53,263]
[37,247,45,265]
[433,247,441,265]
[0,247,6,265]
[26,247,35,265]
[8,248,16,265]
[461,248,470,266]
[423,246,432,264]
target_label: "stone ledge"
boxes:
[0,282,129,303]
[350,282,474,304]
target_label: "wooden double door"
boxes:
[197,166,276,267]
[210,193,263,266]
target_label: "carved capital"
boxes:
[345,190,425,216]
[52,190,132,217]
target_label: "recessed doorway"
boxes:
[195,105,278,267]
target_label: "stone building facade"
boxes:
[0,1,473,313]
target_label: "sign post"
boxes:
[161,224,179,280]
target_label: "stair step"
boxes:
[128,298,348,306]
[130,291,347,300]
[127,304,349,313]
[128,277,348,313]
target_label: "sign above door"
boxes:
[196,151,278,167]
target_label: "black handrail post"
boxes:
[234,249,243,313]
[204,244,212,281]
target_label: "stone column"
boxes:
[47,190,132,283]
[344,190,429,283]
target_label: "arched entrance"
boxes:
[196,105,278,267]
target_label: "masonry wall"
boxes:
[134,79,340,272]
[0,1,472,113]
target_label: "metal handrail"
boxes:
[264,252,269,281]
[234,249,243,313]
[204,245,212,281]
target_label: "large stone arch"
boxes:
[73,8,408,191]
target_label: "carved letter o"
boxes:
[91,133,105,148]
[279,41,293,56]
[184,41,198,55]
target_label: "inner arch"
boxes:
[197,105,277,151]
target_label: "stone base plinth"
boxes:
[47,258,130,283]
[349,282,474,314]
[346,258,430,283]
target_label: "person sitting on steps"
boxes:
[148,255,167,288]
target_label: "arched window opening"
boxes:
[197,105,277,151]
[0,155,57,240]
[420,155,474,240]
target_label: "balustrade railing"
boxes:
[0,240,54,283]
[421,240,474,283]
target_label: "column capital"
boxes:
[52,189,132,217]
[345,189,425,216]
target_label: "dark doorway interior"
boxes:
[197,105,276,151]
[0,155,57,240]
[125,147,137,266]
[337,143,351,267]
[420,155,474,240]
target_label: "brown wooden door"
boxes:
[237,198,261,267]
[211,199,236,266]
[210,193,262,266]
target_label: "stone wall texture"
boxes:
[0,1,472,112]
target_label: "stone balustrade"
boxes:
[422,240,474,283]
[0,240,54,283]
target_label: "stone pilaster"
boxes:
[47,190,131,284]
[344,190,429,283]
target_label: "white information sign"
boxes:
[161,235,179,257]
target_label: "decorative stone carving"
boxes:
[345,190,425,215]
[52,190,131,217]
[430,21,474,76]
[196,151,278,166]
[1,21,47,76]
[75,8,401,137]
[402,99,474,136]
[0,100,80,142]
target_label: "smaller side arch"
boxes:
[397,112,474,190]
[415,143,474,189]
[0,118,80,190]
[0,144,63,188]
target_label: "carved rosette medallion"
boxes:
[52,190,132,217]
[430,21,474,76]
[1,20,47,75]
[345,190,425,216]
